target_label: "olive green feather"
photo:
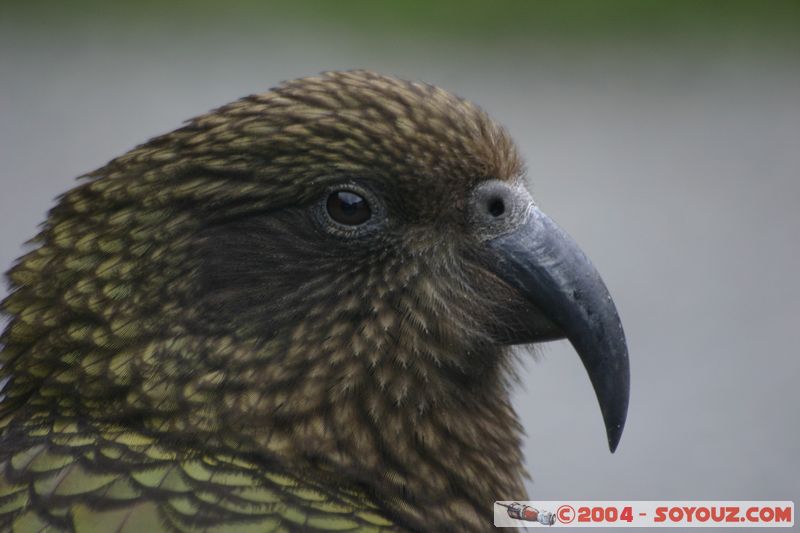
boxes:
[1,70,529,532]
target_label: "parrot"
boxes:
[0,70,629,531]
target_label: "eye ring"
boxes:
[326,190,371,226]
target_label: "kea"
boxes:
[0,70,629,532]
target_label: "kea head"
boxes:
[1,70,628,528]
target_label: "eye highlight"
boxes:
[326,190,372,226]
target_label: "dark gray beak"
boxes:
[487,207,630,452]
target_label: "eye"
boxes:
[326,190,372,226]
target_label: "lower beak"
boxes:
[486,207,630,452]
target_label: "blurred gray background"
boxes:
[2,1,798,506]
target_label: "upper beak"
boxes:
[486,206,630,452]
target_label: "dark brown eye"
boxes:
[326,190,371,226]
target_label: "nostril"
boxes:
[488,197,505,217]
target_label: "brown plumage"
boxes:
[0,70,628,531]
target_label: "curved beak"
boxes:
[486,207,630,452]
